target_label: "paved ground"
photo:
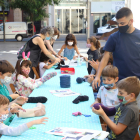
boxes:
[0,37,106,94]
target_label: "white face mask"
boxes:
[68,42,73,46]
[52,35,58,40]
[1,76,12,84]
[0,114,8,122]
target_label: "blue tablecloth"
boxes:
[1,63,102,140]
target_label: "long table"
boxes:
[1,62,102,140]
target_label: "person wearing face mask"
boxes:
[58,34,82,60]
[91,65,120,122]
[0,60,20,101]
[92,7,140,110]
[14,52,57,98]
[0,95,48,136]
[92,76,140,140]
[44,27,61,59]
[84,36,101,74]
[22,26,60,79]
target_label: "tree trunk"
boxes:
[32,21,34,36]
[2,6,5,42]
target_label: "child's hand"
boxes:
[42,72,57,82]
[84,57,88,62]
[90,102,96,108]
[15,96,28,105]
[10,103,26,114]
[73,56,77,60]
[89,60,99,71]
[92,105,105,116]
[64,57,68,60]
[54,60,58,64]
[34,117,48,125]
[87,77,94,84]
[10,94,20,99]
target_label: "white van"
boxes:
[0,22,28,41]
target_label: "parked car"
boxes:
[96,24,118,35]
[0,22,28,41]
[96,17,117,35]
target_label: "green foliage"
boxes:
[0,0,9,10]
[9,0,61,21]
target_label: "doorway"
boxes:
[55,7,86,34]
[93,13,111,33]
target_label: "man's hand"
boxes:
[92,76,101,89]
[15,96,28,105]
[10,103,26,114]
[92,105,105,116]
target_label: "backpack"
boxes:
[17,35,39,59]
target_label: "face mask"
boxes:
[22,69,30,75]
[0,114,8,122]
[68,42,73,46]
[52,35,58,40]
[117,95,130,104]
[102,83,114,90]
[1,76,12,84]
[45,36,51,40]
[118,22,130,33]
[86,44,91,48]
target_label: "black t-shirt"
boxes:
[87,49,99,61]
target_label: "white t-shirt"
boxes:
[39,62,48,77]
[97,86,120,121]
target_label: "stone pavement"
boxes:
[0,39,106,94]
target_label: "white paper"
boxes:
[49,89,72,94]
[49,90,80,97]
[46,127,109,140]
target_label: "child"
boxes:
[0,94,48,136]
[39,52,57,77]
[0,60,20,101]
[58,34,82,60]
[92,76,140,140]
[84,36,101,74]
[15,52,57,97]
[91,65,120,121]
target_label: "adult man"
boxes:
[92,7,140,107]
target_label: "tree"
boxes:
[0,0,8,42]
[10,0,61,35]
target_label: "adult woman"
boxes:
[44,27,61,58]
[24,26,60,78]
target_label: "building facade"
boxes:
[46,0,125,36]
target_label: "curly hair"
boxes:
[65,34,77,47]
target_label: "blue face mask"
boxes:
[45,36,51,40]
[102,83,114,89]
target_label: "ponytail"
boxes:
[96,40,101,49]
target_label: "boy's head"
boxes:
[102,65,119,89]
[40,52,50,62]
[0,95,9,120]
[0,60,15,84]
[100,47,105,55]
[97,53,113,65]
[117,76,140,104]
